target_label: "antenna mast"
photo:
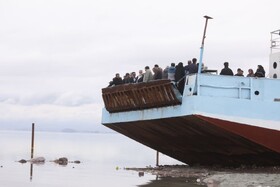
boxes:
[198,15,213,74]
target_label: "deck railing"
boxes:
[102,80,181,113]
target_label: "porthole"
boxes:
[254,91,260,95]
[273,74,277,78]
[273,62,277,69]
[189,87,192,92]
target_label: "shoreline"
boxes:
[126,165,280,186]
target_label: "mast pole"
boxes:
[197,16,213,96]
[198,15,213,74]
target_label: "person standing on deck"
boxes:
[143,66,153,82]
[220,62,234,76]
[188,58,198,74]
[246,69,255,77]
[123,73,132,84]
[168,63,176,81]
[255,65,266,77]
[136,70,144,83]
[184,60,192,75]
[152,64,163,80]
[162,66,169,79]
[129,72,137,83]
[175,62,186,95]
[235,68,244,76]
[108,73,123,87]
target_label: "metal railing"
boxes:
[271,29,280,53]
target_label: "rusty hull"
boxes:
[104,115,280,166]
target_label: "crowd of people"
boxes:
[220,62,266,77]
[108,58,202,94]
[108,59,266,94]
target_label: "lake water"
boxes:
[0,130,201,187]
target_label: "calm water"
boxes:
[0,131,201,187]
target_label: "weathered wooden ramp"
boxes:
[102,80,181,113]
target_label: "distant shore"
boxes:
[126,165,280,186]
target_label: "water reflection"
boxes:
[138,177,202,187]
[0,131,183,187]
[30,163,33,181]
[20,157,81,181]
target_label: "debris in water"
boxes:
[18,157,45,164]
[18,159,27,164]
[73,160,81,164]
[28,157,45,164]
[53,157,68,165]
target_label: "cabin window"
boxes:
[254,91,260,95]
[273,73,277,78]
[273,62,277,69]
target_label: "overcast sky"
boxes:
[0,0,279,131]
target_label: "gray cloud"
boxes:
[0,91,97,106]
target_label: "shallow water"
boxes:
[0,131,201,187]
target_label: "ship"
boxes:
[101,18,280,166]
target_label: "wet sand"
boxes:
[126,165,280,187]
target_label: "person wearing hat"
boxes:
[220,62,234,76]
[235,68,244,76]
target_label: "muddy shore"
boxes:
[126,165,280,187]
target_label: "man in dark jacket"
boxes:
[108,73,123,87]
[255,65,266,77]
[220,62,234,76]
[152,64,163,80]
[188,58,198,74]
[175,62,186,94]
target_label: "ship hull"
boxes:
[102,74,280,166]
[104,114,280,166]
